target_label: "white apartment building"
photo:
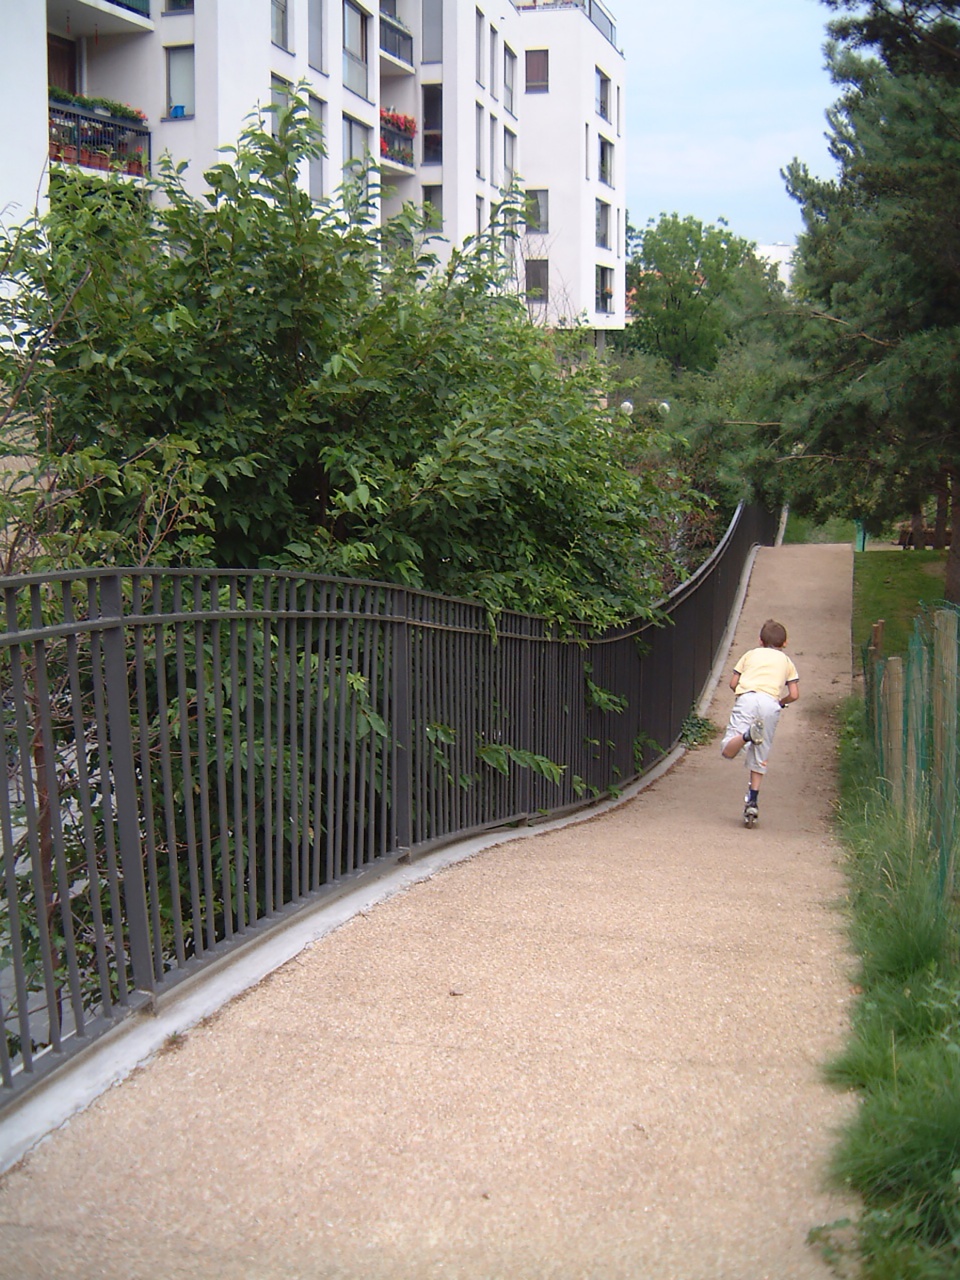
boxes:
[1,0,625,331]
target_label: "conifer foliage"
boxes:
[780,2,960,598]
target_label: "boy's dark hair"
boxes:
[760,619,787,648]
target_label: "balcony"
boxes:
[49,100,151,177]
[46,0,153,37]
[379,109,416,172]
[513,0,617,48]
[380,9,414,69]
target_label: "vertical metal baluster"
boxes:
[0,593,36,1073]
[287,580,301,899]
[153,576,185,966]
[244,577,259,925]
[85,582,130,1006]
[324,589,338,884]
[61,579,113,1015]
[300,581,315,893]
[172,576,202,956]
[100,574,153,995]
[228,578,245,934]
[344,588,361,874]
[190,575,216,952]
[210,575,233,940]
[130,575,163,981]
[274,579,288,907]
[261,578,275,915]
[316,593,330,885]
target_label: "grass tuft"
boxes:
[824,696,960,1277]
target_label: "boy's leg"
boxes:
[720,695,759,759]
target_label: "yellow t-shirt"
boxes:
[734,646,799,700]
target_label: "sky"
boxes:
[614,0,841,248]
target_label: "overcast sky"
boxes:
[614,0,841,247]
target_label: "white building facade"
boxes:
[1,0,625,331]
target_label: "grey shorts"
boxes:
[721,690,781,773]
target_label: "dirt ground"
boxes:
[0,544,858,1280]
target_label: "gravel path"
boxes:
[0,544,858,1280]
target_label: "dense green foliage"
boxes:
[0,94,692,629]
[619,213,783,375]
[611,214,789,528]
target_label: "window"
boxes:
[596,199,610,249]
[343,0,368,98]
[503,46,516,114]
[599,136,613,186]
[526,258,548,303]
[489,114,497,186]
[524,189,548,233]
[309,95,325,199]
[475,9,484,85]
[423,184,442,229]
[422,83,442,163]
[503,128,516,189]
[596,68,610,120]
[489,26,498,98]
[342,114,371,174]
[165,45,195,117]
[271,75,290,138]
[525,49,548,93]
[272,0,290,49]
[475,102,484,178]
[308,0,324,70]
[596,265,614,314]
[476,195,484,236]
[164,0,193,11]
[422,0,442,62]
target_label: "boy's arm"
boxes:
[780,679,799,707]
[729,670,741,692]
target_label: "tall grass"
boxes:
[813,699,960,1279]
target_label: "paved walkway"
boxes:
[0,545,857,1280]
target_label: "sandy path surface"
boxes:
[0,544,857,1280]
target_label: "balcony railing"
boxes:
[380,11,414,66]
[49,102,151,176]
[514,0,616,47]
[112,0,151,15]
[380,124,414,168]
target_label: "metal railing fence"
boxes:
[0,503,774,1107]
[48,102,151,176]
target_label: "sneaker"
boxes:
[743,801,759,827]
[744,718,764,746]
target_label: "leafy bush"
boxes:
[3,90,693,632]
